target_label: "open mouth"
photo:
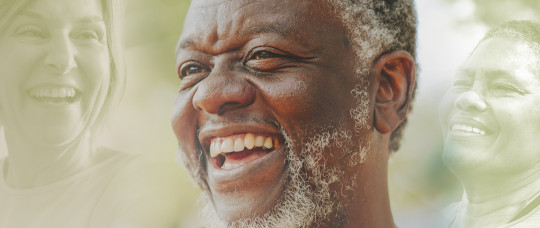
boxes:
[208,133,282,170]
[27,87,80,104]
[450,123,490,136]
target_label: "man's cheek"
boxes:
[171,93,199,141]
[171,95,205,171]
[177,145,208,190]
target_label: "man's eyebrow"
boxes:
[178,38,195,50]
[245,22,292,37]
[176,22,292,54]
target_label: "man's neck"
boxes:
[341,140,395,228]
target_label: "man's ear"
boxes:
[373,50,416,134]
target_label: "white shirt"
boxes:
[0,152,183,228]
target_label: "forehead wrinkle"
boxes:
[175,23,294,59]
[178,0,331,60]
[177,2,247,56]
[483,69,513,80]
[467,59,537,77]
[178,5,295,57]
[245,21,293,38]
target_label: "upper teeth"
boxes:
[209,133,280,158]
[28,87,76,98]
[451,124,486,135]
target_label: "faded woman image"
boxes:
[0,0,181,227]
[440,21,540,227]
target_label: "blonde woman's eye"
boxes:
[14,25,46,39]
[74,31,102,41]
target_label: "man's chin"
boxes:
[200,177,321,228]
[204,144,289,221]
[200,149,344,228]
[208,178,288,222]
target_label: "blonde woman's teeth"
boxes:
[28,87,76,98]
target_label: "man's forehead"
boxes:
[182,2,282,37]
[177,0,338,55]
[188,0,253,10]
[181,10,295,42]
[188,0,303,11]
[183,0,306,31]
[186,0,290,21]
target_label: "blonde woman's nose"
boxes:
[44,35,77,75]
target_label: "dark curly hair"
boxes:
[481,20,540,52]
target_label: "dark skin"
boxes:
[172,0,415,227]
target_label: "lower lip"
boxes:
[207,145,286,184]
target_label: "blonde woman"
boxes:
[0,0,181,227]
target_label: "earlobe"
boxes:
[373,50,416,134]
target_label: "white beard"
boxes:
[200,125,371,228]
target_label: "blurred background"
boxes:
[389,0,540,226]
[1,0,537,227]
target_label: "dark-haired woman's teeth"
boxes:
[451,124,486,135]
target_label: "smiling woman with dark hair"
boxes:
[0,0,182,227]
[440,21,540,228]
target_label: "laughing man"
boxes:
[172,0,417,227]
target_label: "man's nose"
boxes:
[192,67,255,115]
[44,34,77,75]
[455,90,487,112]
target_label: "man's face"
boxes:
[173,0,375,226]
[440,37,540,178]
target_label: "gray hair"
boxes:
[327,0,417,152]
